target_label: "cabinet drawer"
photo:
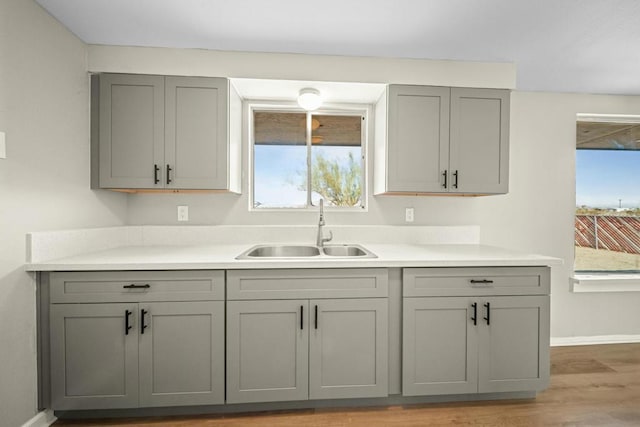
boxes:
[227,269,388,300]
[403,267,549,297]
[50,271,224,303]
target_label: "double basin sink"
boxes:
[236,244,376,259]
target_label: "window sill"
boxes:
[571,274,640,293]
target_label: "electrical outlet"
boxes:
[177,205,189,222]
[405,207,414,223]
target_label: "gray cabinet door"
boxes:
[165,77,228,190]
[478,296,550,393]
[402,297,478,396]
[309,298,388,400]
[449,88,509,194]
[99,74,164,189]
[226,300,309,404]
[138,301,225,407]
[50,303,139,410]
[387,85,450,193]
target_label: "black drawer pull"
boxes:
[153,164,160,184]
[442,170,447,188]
[314,305,318,330]
[141,309,148,334]
[470,279,494,284]
[453,170,459,189]
[125,310,132,335]
[166,164,173,184]
[300,305,304,330]
[471,302,477,326]
[123,284,151,289]
[484,302,491,325]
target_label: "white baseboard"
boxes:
[21,410,56,427]
[551,334,640,347]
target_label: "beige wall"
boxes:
[0,1,127,425]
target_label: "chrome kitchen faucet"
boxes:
[316,199,333,247]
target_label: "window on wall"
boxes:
[575,117,640,273]
[252,108,365,209]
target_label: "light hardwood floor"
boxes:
[54,343,640,426]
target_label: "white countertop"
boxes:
[25,243,561,271]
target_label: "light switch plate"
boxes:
[0,131,6,159]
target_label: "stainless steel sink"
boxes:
[236,244,376,259]
[238,245,321,259]
[322,244,376,258]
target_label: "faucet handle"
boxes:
[323,230,333,244]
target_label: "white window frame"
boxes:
[247,100,370,212]
[572,113,640,292]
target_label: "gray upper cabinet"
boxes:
[97,74,164,189]
[449,88,509,194]
[374,85,509,195]
[385,85,450,193]
[93,73,241,192]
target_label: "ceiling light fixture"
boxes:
[297,88,322,111]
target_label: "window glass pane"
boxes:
[310,115,363,207]
[575,148,640,272]
[254,112,307,208]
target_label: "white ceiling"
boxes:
[36,0,640,95]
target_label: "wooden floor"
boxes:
[54,343,640,426]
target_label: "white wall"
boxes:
[478,91,640,339]
[89,45,516,227]
[0,1,127,425]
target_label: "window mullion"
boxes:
[306,112,313,207]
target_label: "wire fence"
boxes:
[575,215,640,254]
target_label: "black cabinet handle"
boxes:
[125,310,132,335]
[470,279,494,285]
[141,309,148,334]
[154,164,160,184]
[123,284,151,289]
[314,305,318,330]
[442,170,447,188]
[300,305,304,330]
[471,303,477,326]
[484,302,491,325]
[166,164,172,184]
[453,170,459,189]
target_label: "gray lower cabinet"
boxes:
[48,271,225,410]
[309,298,388,400]
[51,301,225,410]
[226,300,309,404]
[227,298,388,404]
[402,267,550,397]
[50,303,139,410]
[403,295,550,396]
[225,269,389,404]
